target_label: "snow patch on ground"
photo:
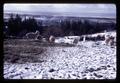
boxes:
[4,40,116,79]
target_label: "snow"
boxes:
[4,31,116,79]
[85,31,116,38]
[4,40,116,79]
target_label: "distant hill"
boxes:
[4,13,116,24]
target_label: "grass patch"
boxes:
[4,39,75,47]
[4,39,75,63]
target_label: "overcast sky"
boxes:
[4,4,116,18]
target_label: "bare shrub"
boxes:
[25,30,40,40]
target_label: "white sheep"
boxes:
[64,36,80,45]
[83,35,86,42]
[49,35,55,43]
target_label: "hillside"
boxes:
[4,31,116,79]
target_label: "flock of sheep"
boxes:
[25,30,116,46]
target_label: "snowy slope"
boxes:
[4,40,116,79]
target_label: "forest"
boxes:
[3,14,116,39]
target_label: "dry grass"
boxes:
[4,39,75,47]
[4,39,75,64]
[4,45,47,63]
[4,39,47,63]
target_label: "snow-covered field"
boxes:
[3,39,116,79]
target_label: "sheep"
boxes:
[114,37,116,46]
[25,30,40,40]
[109,36,115,46]
[42,38,47,42]
[109,38,114,46]
[37,35,42,40]
[104,35,115,46]
[49,35,55,43]
[104,35,110,45]
[64,36,80,45]
[114,36,116,43]
[64,38,74,45]
[73,38,79,46]
[83,35,86,42]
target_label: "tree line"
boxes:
[3,14,116,38]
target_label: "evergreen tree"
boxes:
[8,14,22,36]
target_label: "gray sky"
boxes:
[4,4,116,18]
